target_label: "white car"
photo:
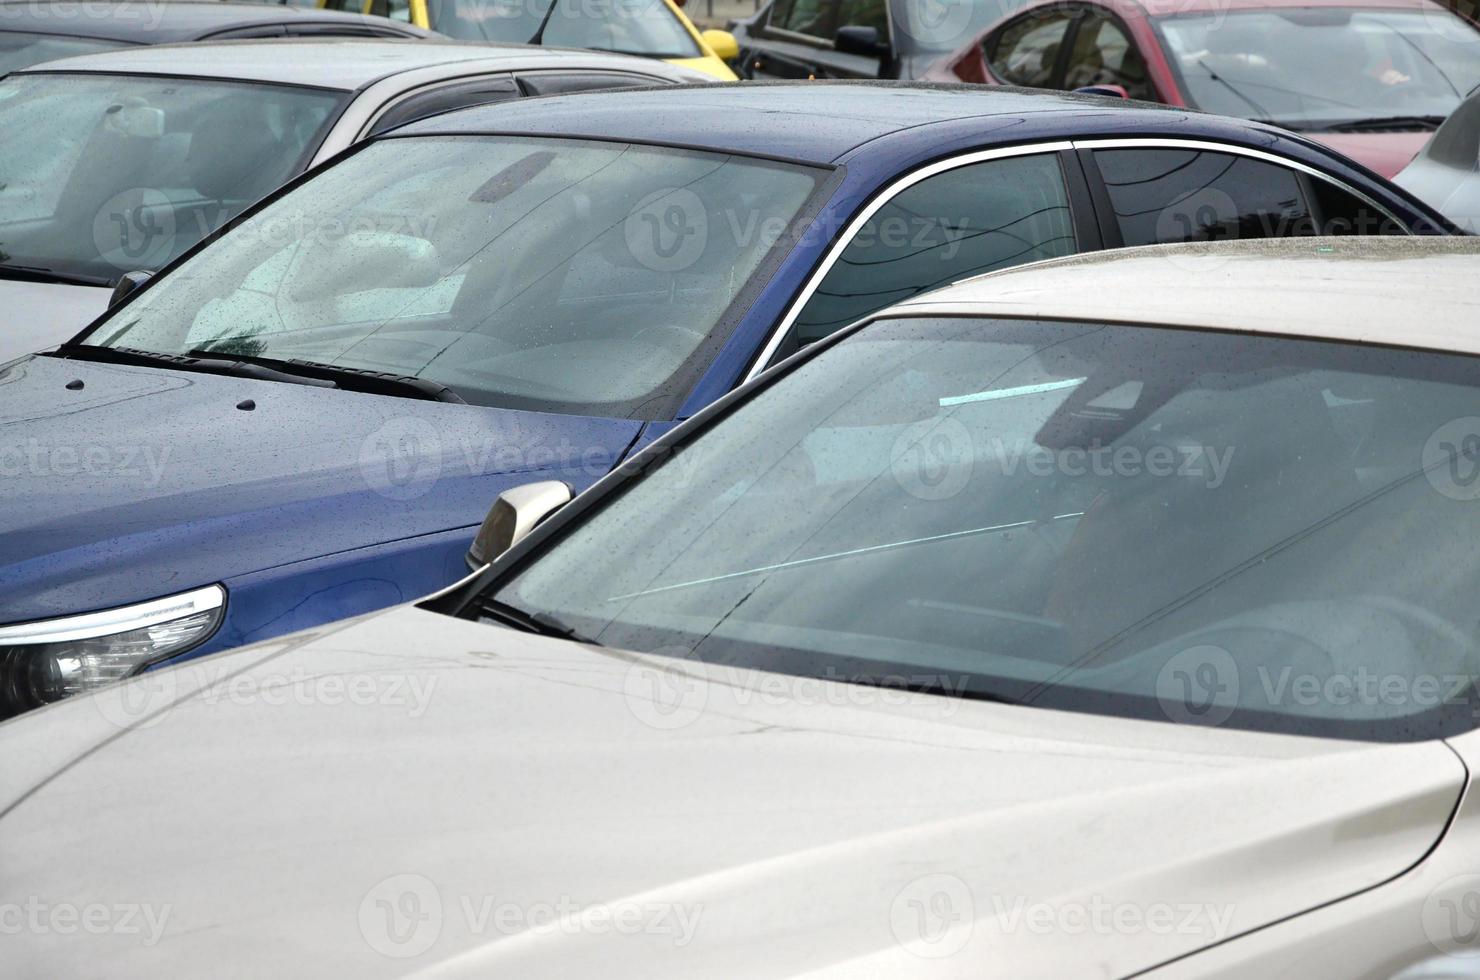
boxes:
[5,237,1480,978]
[0,37,709,361]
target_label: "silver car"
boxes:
[5,236,1480,978]
[0,37,709,360]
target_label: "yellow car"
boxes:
[322,0,738,79]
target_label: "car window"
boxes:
[368,77,521,136]
[772,0,835,38]
[988,9,1074,87]
[1063,11,1151,98]
[516,72,664,96]
[0,73,343,284]
[0,32,132,73]
[494,314,1480,743]
[82,136,826,419]
[426,0,702,58]
[1095,147,1348,245]
[1156,8,1480,130]
[836,0,889,36]
[784,153,1075,350]
[369,0,414,21]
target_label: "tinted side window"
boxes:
[988,10,1074,87]
[773,0,835,38]
[368,77,521,136]
[787,153,1076,347]
[1063,12,1151,99]
[1095,147,1317,245]
[1308,180,1407,235]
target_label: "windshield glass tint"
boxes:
[85,136,823,417]
[496,316,1480,742]
[428,0,701,57]
[0,31,130,73]
[1158,9,1480,127]
[0,73,341,284]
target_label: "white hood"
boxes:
[0,606,1464,978]
[0,279,110,361]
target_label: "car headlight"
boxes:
[0,585,224,719]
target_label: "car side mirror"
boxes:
[109,270,153,307]
[834,25,888,58]
[701,28,740,61]
[466,480,573,569]
[1073,84,1129,99]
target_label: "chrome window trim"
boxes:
[742,136,1409,383]
[1072,137,1409,231]
[0,585,226,646]
[742,140,1074,382]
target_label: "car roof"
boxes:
[0,0,425,42]
[396,80,1181,163]
[887,237,1480,354]
[13,37,695,90]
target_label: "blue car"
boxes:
[0,82,1453,719]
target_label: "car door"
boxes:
[1077,141,1411,246]
[758,146,1094,364]
[742,0,893,79]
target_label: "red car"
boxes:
[923,0,1480,177]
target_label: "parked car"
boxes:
[7,235,1480,978]
[0,38,711,360]
[1396,85,1480,232]
[922,0,1480,178]
[311,0,741,78]
[0,83,1453,720]
[0,0,434,73]
[730,0,1031,79]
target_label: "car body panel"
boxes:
[0,356,641,625]
[1396,88,1480,233]
[0,605,1466,977]
[0,280,109,363]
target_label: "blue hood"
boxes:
[0,355,642,624]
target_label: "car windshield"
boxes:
[427,0,701,57]
[80,135,825,417]
[0,31,131,73]
[1158,8,1480,129]
[0,73,343,286]
[493,314,1480,742]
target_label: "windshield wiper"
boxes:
[482,598,603,646]
[1323,114,1446,132]
[0,263,114,288]
[186,350,465,403]
[50,344,339,388]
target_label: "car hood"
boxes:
[0,279,110,362]
[0,355,641,623]
[0,606,1464,978]
[1306,131,1430,179]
